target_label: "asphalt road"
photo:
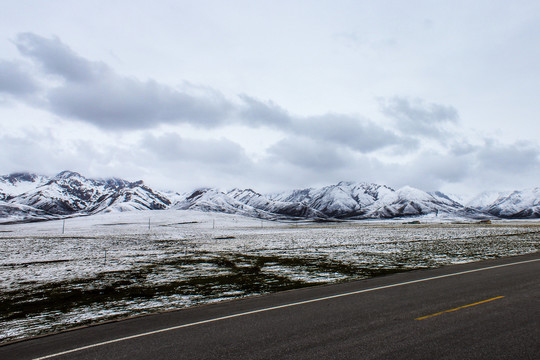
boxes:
[2,252,539,360]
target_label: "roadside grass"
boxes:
[1,253,328,322]
[0,251,424,325]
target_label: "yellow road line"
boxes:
[415,296,505,320]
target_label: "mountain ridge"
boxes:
[1,171,538,223]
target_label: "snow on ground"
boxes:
[1,210,539,343]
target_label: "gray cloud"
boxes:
[0,134,48,172]
[449,141,477,156]
[385,139,540,193]
[47,76,232,129]
[450,140,540,193]
[14,33,107,83]
[379,96,458,138]
[4,33,416,155]
[296,114,414,153]
[141,133,249,166]
[0,131,115,177]
[476,140,540,174]
[388,151,472,191]
[0,60,39,96]
[13,33,232,129]
[138,133,255,190]
[2,119,538,196]
[0,129,253,191]
[236,96,415,153]
[237,94,292,128]
[267,136,350,170]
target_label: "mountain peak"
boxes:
[1,172,40,184]
[336,181,355,187]
[53,170,83,180]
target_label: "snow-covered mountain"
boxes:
[0,171,170,222]
[367,186,466,218]
[0,171,538,223]
[174,182,471,220]
[269,182,395,218]
[468,188,540,218]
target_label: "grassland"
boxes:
[1,210,538,343]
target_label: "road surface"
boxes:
[2,252,538,359]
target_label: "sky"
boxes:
[0,0,539,198]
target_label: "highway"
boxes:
[2,252,538,359]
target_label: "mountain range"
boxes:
[1,171,539,223]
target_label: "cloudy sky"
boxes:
[1,0,539,197]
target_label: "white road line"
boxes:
[34,257,540,360]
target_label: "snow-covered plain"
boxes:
[1,210,539,343]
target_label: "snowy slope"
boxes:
[268,182,465,219]
[368,186,466,218]
[90,182,171,213]
[12,171,110,214]
[173,188,291,219]
[306,182,394,217]
[174,188,252,214]
[0,172,49,200]
[226,188,325,218]
[0,201,59,223]
[269,182,395,218]
[466,191,507,209]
